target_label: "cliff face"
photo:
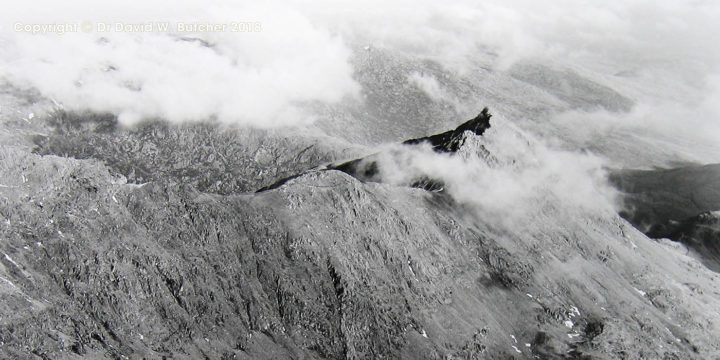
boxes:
[1,109,720,359]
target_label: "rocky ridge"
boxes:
[0,98,719,359]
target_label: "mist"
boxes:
[0,2,360,126]
[2,0,719,218]
[368,115,618,226]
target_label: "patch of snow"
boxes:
[421,329,428,338]
[526,293,533,298]
[512,346,522,354]
[408,260,417,279]
[1,276,18,289]
[564,320,574,328]
[3,253,19,267]
[634,287,646,296]
[567,333,581,339]
[510,334,517,343]
[525,343,531,347]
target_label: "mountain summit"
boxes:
[403,107,492,153]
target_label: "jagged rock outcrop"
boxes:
[401,107,492,153]
[327,108,492,191]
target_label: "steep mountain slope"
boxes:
[32,111,356,195]
[1,106,719,359]
[610,164,720,230]
[645,211,720,273]
[610,164,720,272]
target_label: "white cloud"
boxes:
[2,0,719,131]
[370,117,618,223]
[3,0,716,223]
[0,1,359,126]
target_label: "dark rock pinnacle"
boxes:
[258,108,493,192]
[402,107,492,153]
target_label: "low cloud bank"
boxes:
[3,1,719,133]
[1,2,359,126]
[370,116,618,223]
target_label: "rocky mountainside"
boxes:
[1,99,720,359]
[610,164,720,230]
[31,111,354,196]
[645,212,720,273]
[611,165,720,274]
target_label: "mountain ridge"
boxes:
[1,108,719,358]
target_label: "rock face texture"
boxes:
[401,108,492,153]
[32,111,347,195]
[1,108,720,359]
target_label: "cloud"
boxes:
[293,0,720,166]
[1,0,717,166]
[369,116,618,224]
[4,0,716,229]
[0,1,359,126]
